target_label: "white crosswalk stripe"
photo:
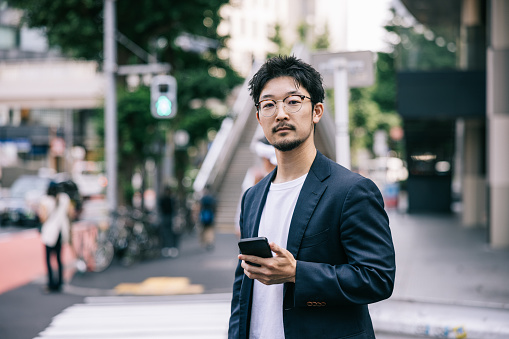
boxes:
[35,293,232,339]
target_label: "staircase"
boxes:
[214,116,259,233]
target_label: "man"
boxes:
[228,56,396,339]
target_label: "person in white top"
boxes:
[38,182,71,293]
[228,56,395,339]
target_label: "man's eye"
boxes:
[262,102,274,109]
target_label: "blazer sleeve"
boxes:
[293,177,396,307]
[228,189,250,338]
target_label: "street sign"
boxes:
[117,63,171,76]
[311,50,375,88]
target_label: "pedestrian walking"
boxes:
[199,186,216,251]
[228,55,396,339]
[159,186,179,258]
[38,182,72,293]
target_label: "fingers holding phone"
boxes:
[238,237,296,285]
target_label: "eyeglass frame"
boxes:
[255,94,313,117]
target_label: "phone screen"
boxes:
[238,237,272,266]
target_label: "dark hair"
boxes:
[47,181,59,196]
[248,55,325,106]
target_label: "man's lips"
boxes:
[272,124,295,133]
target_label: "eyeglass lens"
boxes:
[258,95,305,117]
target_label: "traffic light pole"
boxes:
[104,0,117,212]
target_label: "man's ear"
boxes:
[312,103,324,124]
[256,111,261,124]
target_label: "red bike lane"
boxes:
[0,226,87,295]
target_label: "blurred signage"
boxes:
[117,63,171,76]
[175,32,219,53]
[0,61,104,109]
[311,50,375,88]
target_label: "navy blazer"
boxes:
[228,151,396,339]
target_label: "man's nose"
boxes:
[274,101,289,119]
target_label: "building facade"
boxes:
[397,0,509,247]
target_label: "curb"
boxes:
[370,298,509,339]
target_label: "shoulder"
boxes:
[312,152,381,193]
[244,169,272,200]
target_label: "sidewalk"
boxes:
[371,211,509,338]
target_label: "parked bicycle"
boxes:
[94,206,161,268]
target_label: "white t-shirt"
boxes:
[249,174,307,339]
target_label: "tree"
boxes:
[267,23,290,58]
[347,50,402,166]
[384,8,456,71]
[9,0,244,204]
[313,24,330,50]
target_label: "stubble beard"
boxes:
[271,123,313,152]
[272,139,303,152]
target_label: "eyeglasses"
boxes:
[255,95,312,117]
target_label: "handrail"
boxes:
[193,62,260,194]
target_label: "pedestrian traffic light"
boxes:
[150,75,177,119]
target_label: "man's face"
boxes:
[256,76,323,152]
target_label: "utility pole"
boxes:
[332,58,350,170]
[104,0,117,212]
[312,50,375,170]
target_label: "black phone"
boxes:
[238,237,273,266]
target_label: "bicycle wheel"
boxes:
[121,238,140,267]
[93,240,114,272]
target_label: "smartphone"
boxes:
[238,237,273,266]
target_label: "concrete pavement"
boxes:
[371,211,509,338]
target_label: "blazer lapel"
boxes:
[286,151,330,258]
[249,170,275,238]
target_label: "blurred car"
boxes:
[0,175,82,227]
[72,161,107,198]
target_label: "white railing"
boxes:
[193,62,260,194]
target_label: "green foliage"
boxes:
[372,53,397,112]
[349,85,401,156]
[267,23,290,58]
[313,24,330,51]
[178,107,222,146]
[297,21,309,42]
[384,8,457,71]
[116,87,163,160]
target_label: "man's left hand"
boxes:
[239,242,296,285]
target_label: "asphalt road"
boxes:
[0,227,239,339]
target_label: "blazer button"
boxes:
[307,301,313,307]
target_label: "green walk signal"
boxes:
[156,95,172,116]
[151,75,177,119]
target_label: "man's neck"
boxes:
[273,142,316,184]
